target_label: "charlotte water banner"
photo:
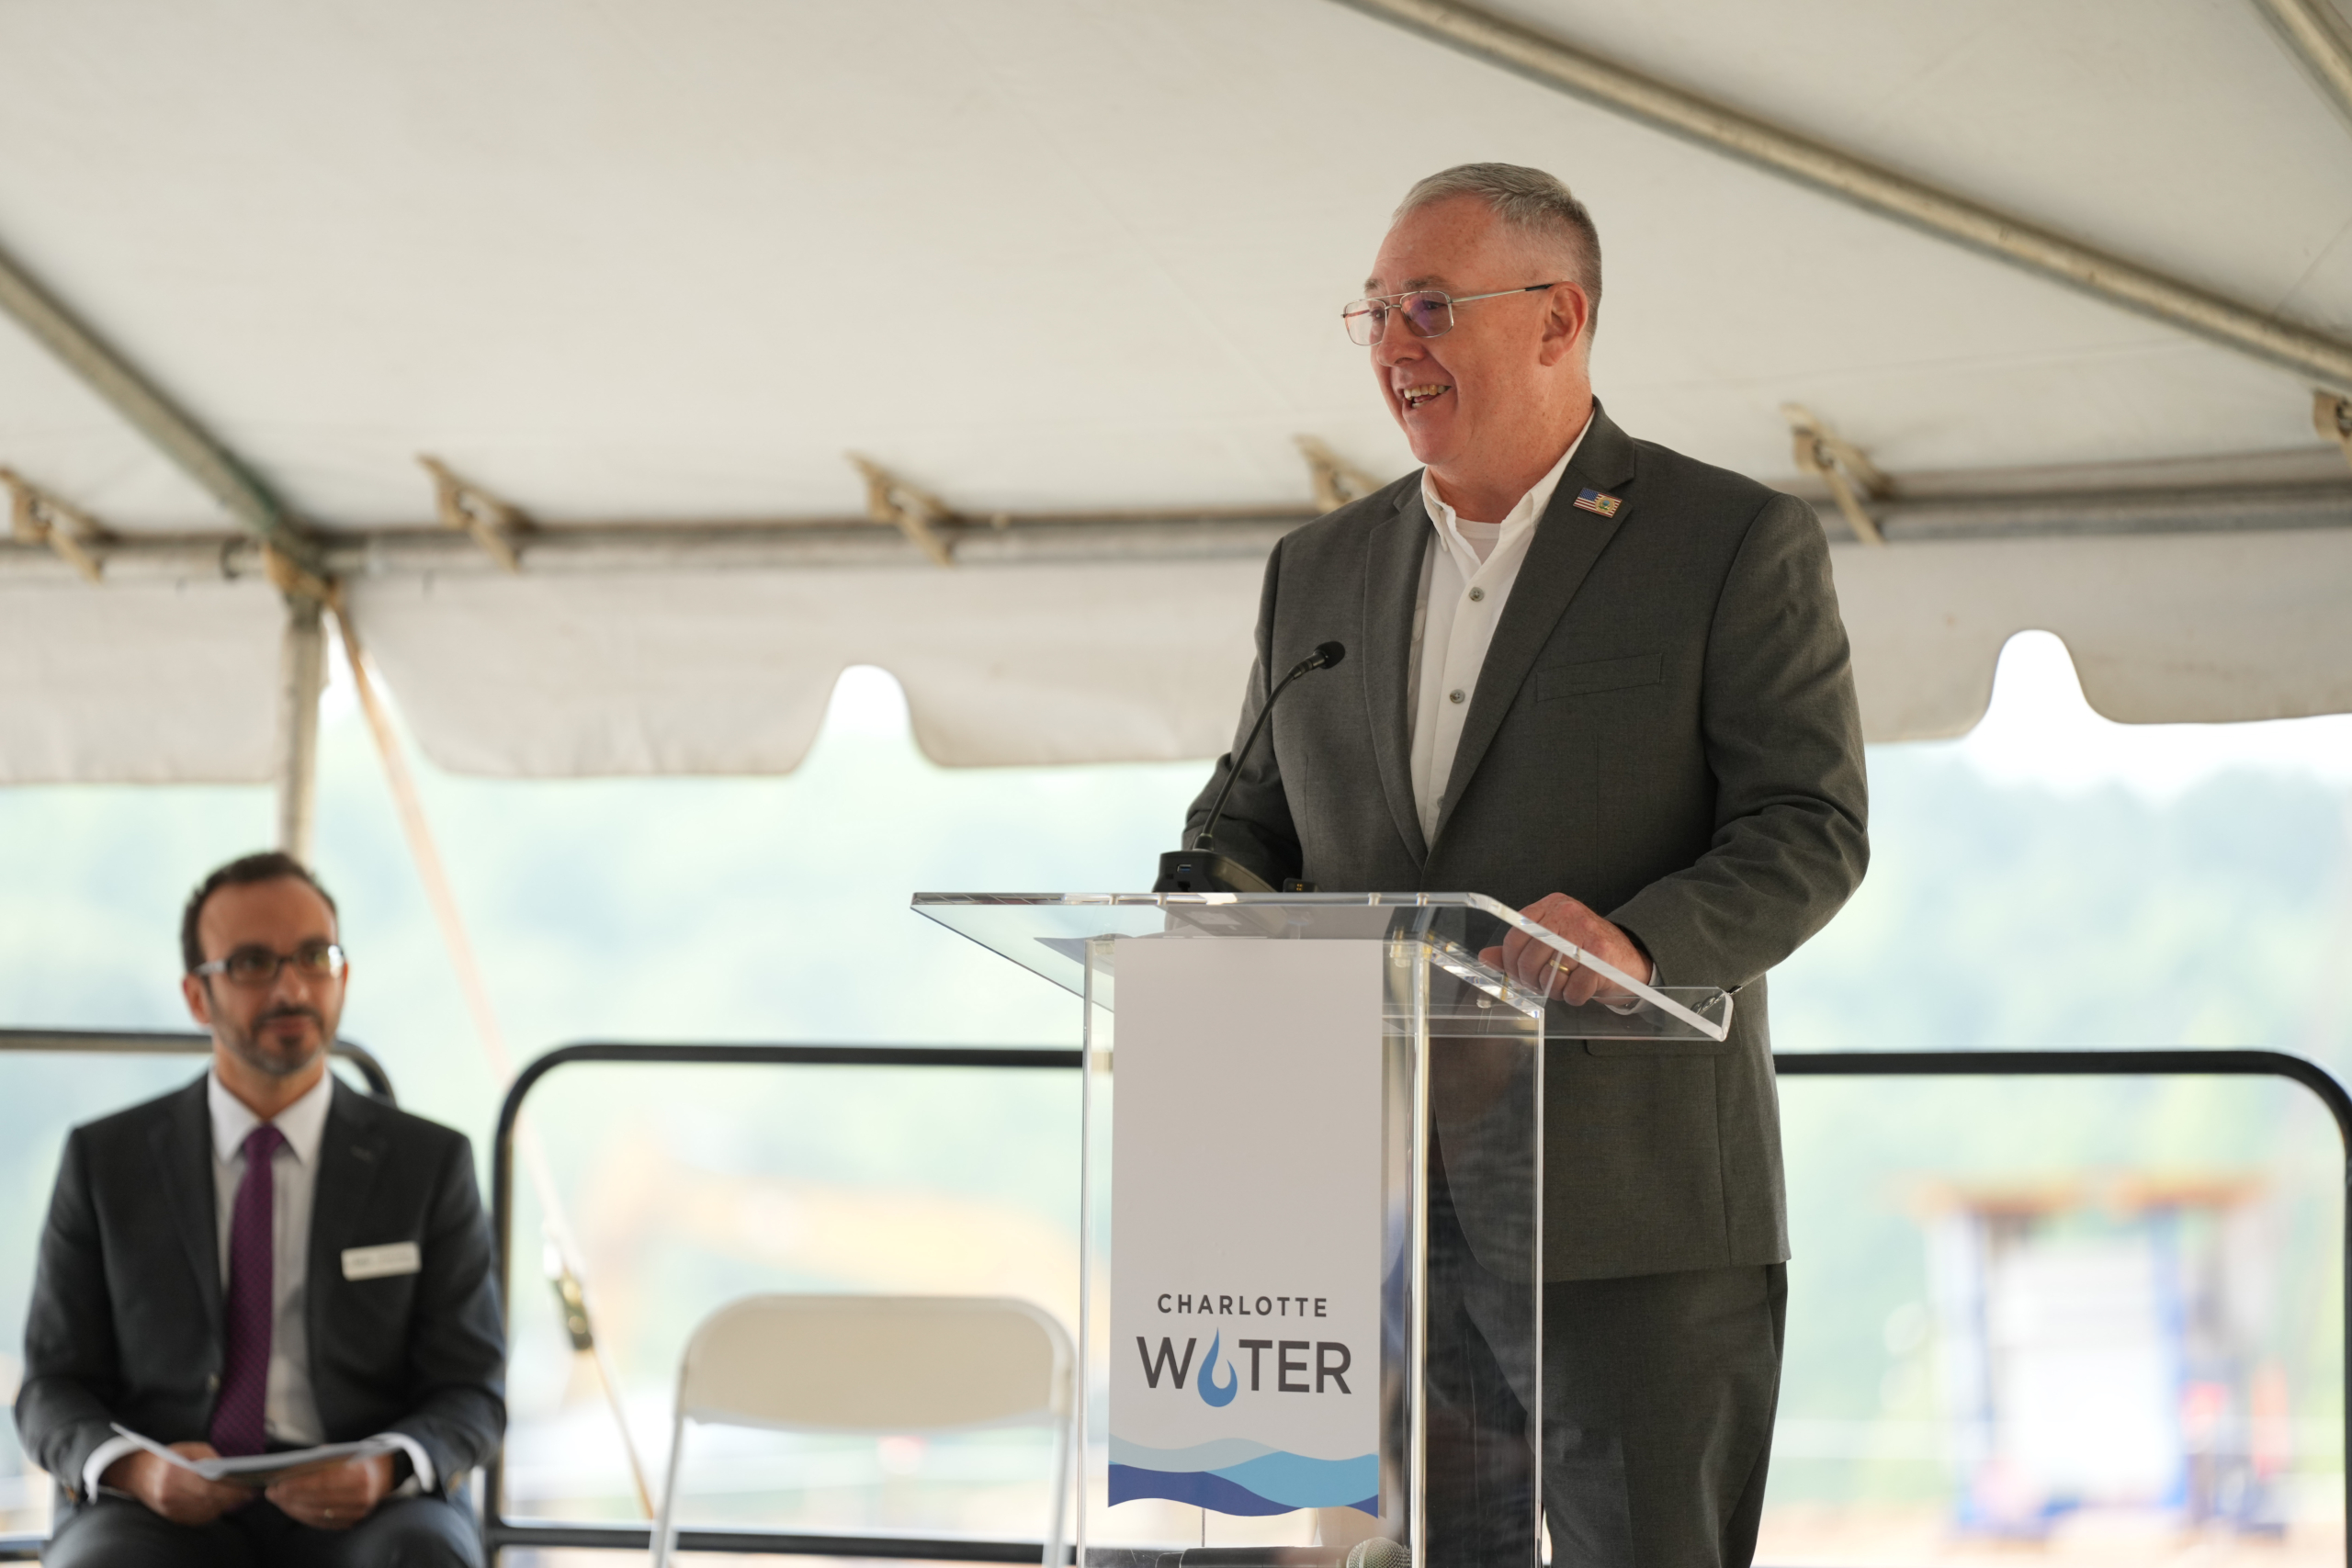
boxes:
[1109,937,1384,1517]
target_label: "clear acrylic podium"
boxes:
[913,892,1731,1568]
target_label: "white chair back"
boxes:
[651,1294,1074,1568]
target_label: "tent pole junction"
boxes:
[421,456,531,572]
[1,467,110,584]
[0,234,321,572]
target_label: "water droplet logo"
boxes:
[1196,1331,1238,1408]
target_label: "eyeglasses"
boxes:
[192,942,348,987]
[1341,283,1566,346]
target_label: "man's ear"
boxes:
[181,972,214,1028]
[1537,283,1590,367]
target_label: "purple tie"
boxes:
[210,1123,285,1457]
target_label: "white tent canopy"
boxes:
[2,0,2348,783]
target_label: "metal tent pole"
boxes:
[1332,0,2352,391]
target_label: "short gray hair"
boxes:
[1396,163,1601,334]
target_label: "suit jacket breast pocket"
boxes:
[1536,653,1662,702]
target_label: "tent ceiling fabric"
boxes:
[0,0,2348,781]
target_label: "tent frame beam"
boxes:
[0,236,316,566]
[2254,0,2352,140]
[0,466,2343,585]
[0,231,329,851]
[1331,0,2352,392]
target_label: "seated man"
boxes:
[16,851,504,1566]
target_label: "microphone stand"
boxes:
[1155,642,1343,894]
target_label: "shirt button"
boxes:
[1468,587,1485,603]
[1449,689,1466,705]
[207,1373,220,1393]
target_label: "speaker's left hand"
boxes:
[1478,891,1652,1006]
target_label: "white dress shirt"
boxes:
[82,1071,432,1499]
[1405,411,1656,992]
[1407,415,1591,842]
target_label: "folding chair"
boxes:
[650,1293,1075,1568]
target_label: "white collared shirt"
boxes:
[81,1071,432,1499]
[1406,413,1591,843]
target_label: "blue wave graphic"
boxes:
[1111,1463,1295,1516]
[1105,1457,1374,1523]
[1196,1332,1238,1408]
[1212,1451,1379,1510]
[1108,1453,1379,1516]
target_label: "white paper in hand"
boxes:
[108,1425,396,1488]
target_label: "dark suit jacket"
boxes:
[1184,403,1869,1281]
[14,1074,506,1506]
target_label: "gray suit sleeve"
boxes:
[1608,492,1870,988]
[1181,541,1304,886]
[14,1130,128,1494]
[386,1133,506,1485]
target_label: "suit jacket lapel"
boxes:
[1363,482,1430,867]
[307,1081,389,1365]
[1431,404,1639,852]
[151,1076,222,1337]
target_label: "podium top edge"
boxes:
[910,892,1732,1042]
[910,891,1518,913]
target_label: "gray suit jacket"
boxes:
[1183,403,1869,1280]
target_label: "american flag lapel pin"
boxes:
[1571,487,1623,517]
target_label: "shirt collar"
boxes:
[208,1066,334,1167]
[1418,405,1596,551]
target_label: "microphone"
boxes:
[1156,641,1344,895]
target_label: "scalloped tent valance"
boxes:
[5,527,2347,784]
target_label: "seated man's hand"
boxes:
[103,1443,248,1527]
[1479,892,1652,1007]
[266,1453,394,1531]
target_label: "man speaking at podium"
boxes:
[1182,165,1869,1565]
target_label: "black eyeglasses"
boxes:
[192,942,348,987]
[1341,283,1566,346]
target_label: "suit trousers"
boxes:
[1424,1172,1785,1568]
[43,1494,481,1568]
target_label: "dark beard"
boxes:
[218,1004,329,1079]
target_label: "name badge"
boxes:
[342,1242,422,1280]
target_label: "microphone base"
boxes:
[1153,850,1275,895]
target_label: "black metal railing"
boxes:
[2,1038,2340,1562]
[0,1027,396,1102]
[484,1043,1080,1562]
[481,1042,2352,1565]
